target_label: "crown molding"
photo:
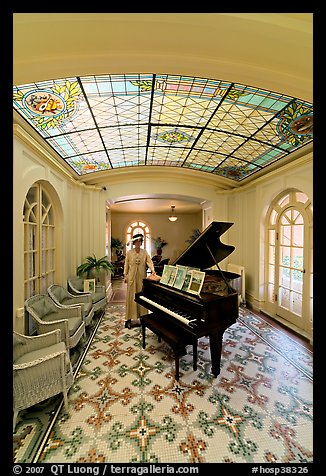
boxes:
[13,122,102,191]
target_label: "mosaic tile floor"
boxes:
[13,302,313,464]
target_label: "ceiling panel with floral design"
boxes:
[13,73,313,182]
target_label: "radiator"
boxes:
[227,263,246,306]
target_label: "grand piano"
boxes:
[135,221,240,378]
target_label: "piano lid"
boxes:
[172,221,235,270]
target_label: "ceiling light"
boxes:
[168,205,178,222]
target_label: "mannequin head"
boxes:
[131,233,143,250]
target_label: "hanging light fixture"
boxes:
[168,205,178,222]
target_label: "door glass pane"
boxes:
[292,291,302,315]
[280,266,290,287]
[279,287,290,308]
[280,246,291,267]
[293,224,304,246]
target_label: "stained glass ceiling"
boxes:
[13,74,313,182]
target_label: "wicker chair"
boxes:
[47,284,95,327]
[25,294,85,350]
[13,329,74,431]
[67,276,107,312]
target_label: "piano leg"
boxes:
[209,331,224,377]
[141,321,146,349]
[193,343,197,371]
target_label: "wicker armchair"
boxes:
[47,284,95,327]
[25,294,85,350]
[67,276,107,312]
[13,329,74,431]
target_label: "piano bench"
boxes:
[140,313,197,381]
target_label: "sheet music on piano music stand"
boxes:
[187,270,206,295]
[160,264,203,293]
[160,265,176,285]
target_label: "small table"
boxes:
[140,313,198,380]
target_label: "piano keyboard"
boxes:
[138,295,198,327]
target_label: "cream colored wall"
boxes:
[13,132,108,333]
[225,153,313,315]
[111,211,202,263]
[13,13,312,102]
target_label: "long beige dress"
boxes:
[124,248,155,321]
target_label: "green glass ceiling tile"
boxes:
[250,148,284,167]
[184,162,216,173]
[13,73,313,181]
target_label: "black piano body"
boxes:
[135,221,241,377]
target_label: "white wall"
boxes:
[111,211,202,263]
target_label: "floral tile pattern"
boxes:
[14,304,313,464]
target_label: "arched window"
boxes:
[23,183,56,300]
[265,189,313,337]
[126,221,151,255]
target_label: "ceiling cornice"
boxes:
[13,122,102,191]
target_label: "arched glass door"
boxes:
[266,190,312,336]
[23,183,56,299]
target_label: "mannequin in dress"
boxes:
[123,234,156,328]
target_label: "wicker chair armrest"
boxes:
[56,302,85,319]
[13,349,66,371]
[66,288,91,301]
[57,306,83,318]
[35,319,69,341]
[69,286,86,295]
[13,330,61,353]
[67,279,84,294]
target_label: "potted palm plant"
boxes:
[77,254,115,282]
[152,236,168,253]
[111,237,124,260]
[185,228,201,244]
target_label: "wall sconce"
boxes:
[168,205,178,222]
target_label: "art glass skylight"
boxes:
[13,74,313,181]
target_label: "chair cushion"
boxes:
[14,341,66,365]
[41,314,82,336]
[91,290,106,304]
[61,297,93,315]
